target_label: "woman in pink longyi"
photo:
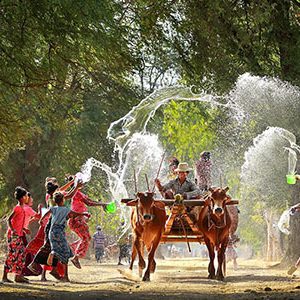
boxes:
[22,192,43,277]
[66,175,107,269]
[2,187,29,283]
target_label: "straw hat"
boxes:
[174,162,192,173]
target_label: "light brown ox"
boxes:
[127,192,166,281]
[197,187,237,281]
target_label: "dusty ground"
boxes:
[1,257,300,299]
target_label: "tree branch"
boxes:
[291,0,300,9]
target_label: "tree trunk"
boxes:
[1,129,58,207]
[265,209,283,261]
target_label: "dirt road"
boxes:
[1,258,300,299]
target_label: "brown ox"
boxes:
[127,192,166,281]
[197,187,237,281]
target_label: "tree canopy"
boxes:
[0,0,300,259]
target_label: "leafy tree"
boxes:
[125,0,300,90]
[0,0,140,201]
[161,100,217,162]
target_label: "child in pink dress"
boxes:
[2,187,29,283]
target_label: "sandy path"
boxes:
[1,258,300,299]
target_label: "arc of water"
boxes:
[278,127,300,175]
[106,86,243,179]
[284,148,298,175]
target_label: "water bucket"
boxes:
[286,174,296,185]
[74,172,83,187]
[105,202,117,213]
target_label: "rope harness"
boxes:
[207,199,227,231]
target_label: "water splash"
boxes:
[80,86,242,198]
[229,73,300,133]
[238,73,300,206]
[77,74,300,241]
[278,209,290,235]
[241,127,298,203]
[284,147,300,175]
[107,86,242,176]
[77,133,166,233]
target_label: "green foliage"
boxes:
[0,0,140,203]
[124,0,300,91]
[161,100,217,162]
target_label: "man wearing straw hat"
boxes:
[155,162,201,200]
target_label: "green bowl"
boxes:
[105,202,117,213]
[286,174,296,185]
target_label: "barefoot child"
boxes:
[2,187,29,283]
[43,191,90,282]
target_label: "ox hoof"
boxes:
[208,274,216,280]
[138,269,143,278]
[142,276,150,282]
[216,275,225,281]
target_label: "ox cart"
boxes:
[121,194,238,246]
[121,188,239,281]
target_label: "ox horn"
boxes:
[223,186,229,192]
[126,199,138,207]
[225,200,239,205]
[137,192,143,198]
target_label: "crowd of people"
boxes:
[1,176,110,283]
[3,152,300,285]
[0,151,244,283]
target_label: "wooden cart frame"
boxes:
[122,195,239,246]
[159,198,206,244]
